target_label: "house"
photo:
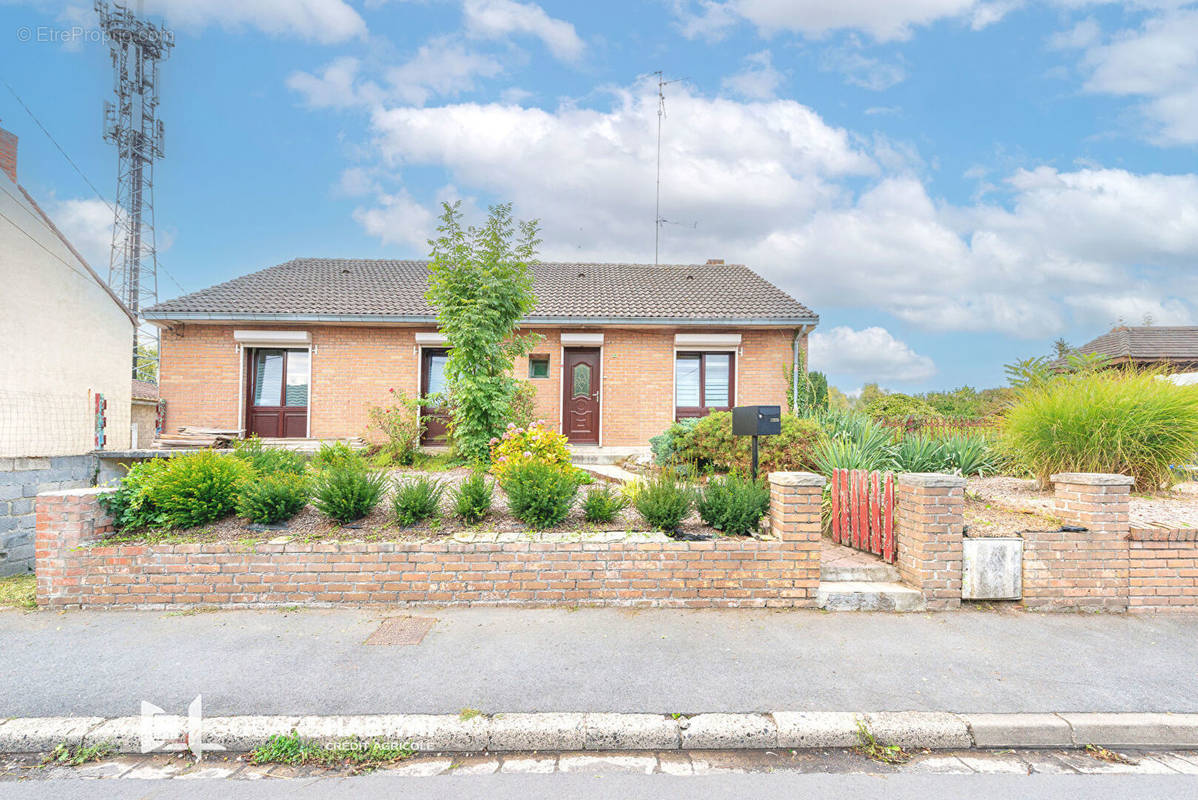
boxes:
[130,379,162,449]
[143,258,818,453]
[0,123,135,575]
[1073,326,1198,373]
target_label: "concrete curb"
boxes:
[0,712,1196,754]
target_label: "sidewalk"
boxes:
[2,606,1197,717]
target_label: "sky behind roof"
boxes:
[2,0,1196,394]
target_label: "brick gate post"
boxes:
[768,471,825,607]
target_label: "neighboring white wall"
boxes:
[0,173,133,456]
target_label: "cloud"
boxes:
[722,51,785,99]
[819,38,907,90]
[462,0,585,61]
[352,188,435,249]
[135,0,366,43]
[673,0,1006,43]
[50,197,114,271]
[809,326,937,382]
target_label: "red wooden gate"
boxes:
[829,468,896,563]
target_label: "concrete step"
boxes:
[817,581,926,612]
[820,562,902,583]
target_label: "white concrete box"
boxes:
[962,537,1023,600]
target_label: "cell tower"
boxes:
[95,1,173,382]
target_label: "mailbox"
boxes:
[732,405,781,437]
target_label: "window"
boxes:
[675,351,734,418]
[528,354,550,379]
[252,349,309,408]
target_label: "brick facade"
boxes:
[894,473,965,610]
[1128,529,1198,612]
[159,323,800,448]
[36,474,824,610]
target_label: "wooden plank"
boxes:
[840,469,851,547]
[872,470,883,555]
[883,472,895,563]
[852,469,863,549]
[830,469,840,543]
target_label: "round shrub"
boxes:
[236,474,310,524]
[452,471,493,524]
[311,442,367,472]
[696,474,770,536]
[147,451,254,529]
[232,437,307,476]
[489,422,572,483]
[312,465,387,523]
[634,471,694,532]
[582,485,628,524]
[100,458,170,531]
[673,412,821,474]
[863,394,940,424]
[392,475,445,526]
[501,460,579,528]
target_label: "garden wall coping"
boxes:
[767,472,825,487]
[1049,472,1135,486]
[896,473,967,489]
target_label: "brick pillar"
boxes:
[894,473,965,610]
[1021,473,1131,611]
[35,488,115,608]
[768,471,825,606]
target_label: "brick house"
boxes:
[143,258,818,452]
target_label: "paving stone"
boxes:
[584,713,679,750]
[680,713,777,749]
[900,755,972,774]
[964,713,1073,748]
[955,754,1030,774]
[0,717,105,752]
[122,760,186,779]
[1058,713,1198,748]
[773,712,860,748]
[558,754,657,774]
[387,758,453,776]
[862,712,972,749]
[1020,754,1077,775]
[1053,751,1179,774]
[1142,753,1198,774]
[499,756,557,774]
[489,713,585,751]
[174,765,241,780]
[70,760,138,779]
[656,752,693,775]
[447,756,499,775]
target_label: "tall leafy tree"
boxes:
[426,202,540,463]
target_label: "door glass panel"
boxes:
[572,363,591,398]
[704,353,731,406]
[675,355,700,407]
[285,350,309,407]
[426,353,448,397]
[253,350,283,406]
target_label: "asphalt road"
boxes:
[3,774,1194,799]
[2,606,1197,716]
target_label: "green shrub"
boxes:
[100,458,169,530]
[649,418,699,465]
[312,466,387,523]
[311,442,367,472]
[938,433,997,477]
[233,436,308,476]
[696,474,770,536]
[392,475,445,526]
[490,421,572,483]
[1002,369,1198,490]
[147,451,254,529]
[367,389,426,467]
[237,474,310,524]
[452,471,493,524]
[582,485,628,523]
[863,393,940,423]
[634,470,694,532]
[893,434,943,473]
[501,460,579,528]
[813,410,896,475]
[673,412,821,474]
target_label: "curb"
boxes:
[0,712,1195,754]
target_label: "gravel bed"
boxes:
[103,468,737,544]
[968,476,1198,531]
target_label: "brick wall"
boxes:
[894,473,965,610]
[159,324,801,448]
[36,473,824,609]
[1128,529,1198,612]
[1022,473,1132,612]
[1,455,94,576]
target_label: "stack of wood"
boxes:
[153,427,239,449]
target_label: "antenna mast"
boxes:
[96,0,173,382]
[654,71,683,267]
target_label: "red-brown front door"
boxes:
[246,348,309,438]
[420,348,451,445]
[563,348,600,444]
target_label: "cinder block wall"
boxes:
[0,455,94,576]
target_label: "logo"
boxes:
[140,695,225,760]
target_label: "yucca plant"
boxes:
[938,434,997,477]
[894,434,944,473]
[1002,368,1198,490]
[813,410,896,476]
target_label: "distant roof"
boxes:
[132,379,159,401]
[144,259,818,326]
[1076,326,1198,361]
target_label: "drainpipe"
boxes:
[792,325,813,415]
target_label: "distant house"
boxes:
[0,124,135,575]
[1073,326,1198,373]
[143,258,818,452]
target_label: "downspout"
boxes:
[792,325,813,415]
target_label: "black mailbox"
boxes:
[732,405,782,437]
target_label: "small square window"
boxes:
[528,355,550,379]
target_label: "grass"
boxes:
[41,742,114,767]
[459,708,482,721]
[248,731,413,772]
[0,573,36,610]
[852,720,910,765]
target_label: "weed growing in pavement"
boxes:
[41,742,114,767]
[248,731,413,773]
[459,708,482,721]
[853,720,910,765]
[1085,744,1138,765]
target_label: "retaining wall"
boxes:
[0,454,94,576]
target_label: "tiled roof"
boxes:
[132,379,159,400]
[144,259,817,324]
[1076,326,1198,361]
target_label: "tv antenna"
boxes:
[654,70,686,267]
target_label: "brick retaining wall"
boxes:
[1128,528,1198,612]
[1,454,94,576]
[35,472,826,610]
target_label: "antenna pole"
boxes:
[654,71,664,267]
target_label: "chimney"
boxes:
[706,258,724,265]
[0,123,16,184]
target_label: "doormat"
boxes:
[364,616,437,646]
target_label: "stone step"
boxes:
[820,562,902,583]
[817,581,926,612]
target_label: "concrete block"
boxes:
[680,713,777,749]
[773,712,860,748]
[584,713,680,750]
[8,498,33,516]
[0,516,18,533]
[0,717,106,752]
[295,714,487,752]
[1058,713,1198,748]
[962,537,1023,600]
[83,716,165,752]
[0,458,14,472]
[862,712,971,749]
[0,484,21,502]
[15,458,50,471]
[963,713,1072,747]
[489,713,585,751]
[558,754,656,774]
[202,716,301,752]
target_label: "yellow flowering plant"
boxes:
[489,421,572,483]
